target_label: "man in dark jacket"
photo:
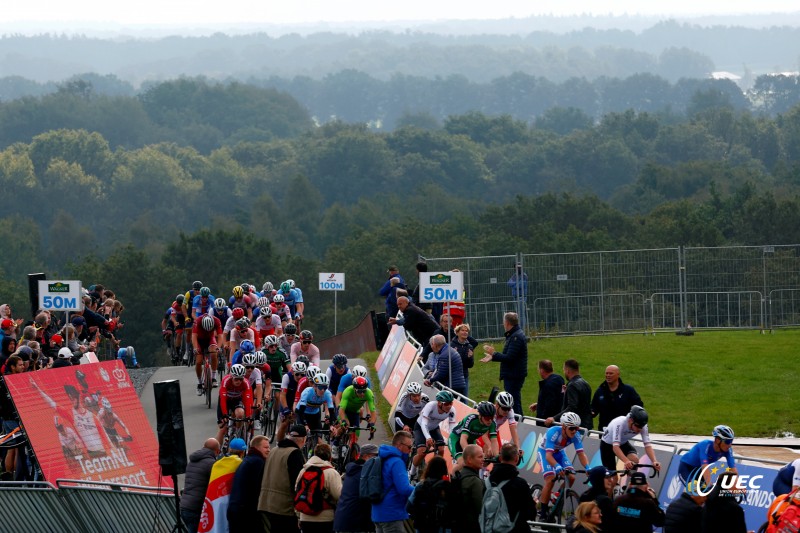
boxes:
[488,443,536,533]
[701,473,748,533]
[548,359,593,430]
[257,425,307,533]
[424,334,466,396]
[591,365,644,430]
[228,435,270,533]
[180,438,220,533]
[529,359,565,427]
[333,443,378,533]
[664,492,705,533]
[481,312,528,416]
[611,472,665,533]
[456,444,485,533]
[579,465,616,522]
[419,314,455,364]
[389,296,439,347]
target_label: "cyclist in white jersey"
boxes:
[600,405,661,472]
[392,382,429,432]
[409,390,457,479]
[493,391,523,460]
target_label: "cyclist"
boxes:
[279,323,299,354]
[228,285,253,321]
[277,361,306,441]
[600,405,661,472]
[295,364,320,405]
[338,376,377,433]
[255,300,282,341]
[287,279,304,326]
[182,281,203,359]
[773,458,800,496]
[325,354,350,406]
[192,314,223,394]
[393,382,429,432]
[191,286,215,320]
[161,294,184,361]
[230,319,256,361]
[263,335,291,382]
[449,401,499,473]
[231,339,256,367]
[488,391,522,460]
[242,353,267,431]
[270,294,292,327]
[536,411,589,521]
[211,298,231,354]
[278,281,301,321]
[409,390,456,480]
[224,307,246,336]
[296,373,337,433]
[336,364,370,405]
[678,424,736,489]
[290,330,320,366]
[216,364,253,444]
[260,281,276,302]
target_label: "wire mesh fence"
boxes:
[420,244,800,339]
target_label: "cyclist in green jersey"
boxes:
[449,401,500,472]
[337,376,377,432]
[263,335,290,381]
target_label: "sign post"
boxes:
[318,273,345,335]
[38,280,83,346]
[418,272,464,390]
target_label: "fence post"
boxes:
[678,246,686,332]
[599,251,605,334]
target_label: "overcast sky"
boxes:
[2,0,799,26]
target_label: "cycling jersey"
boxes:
[278,334,297,355]
[255,314,281,338]
[340,386,376,413]
[270,302,292,322]
[494,407,518,428]
[294,376,312,403]
[228,295,252,310]
[539,425,585,454]
[230,328,256,352]
[325,365,349,394]
[212,307,231,324]
[452,413,497,442]
[680,439,735,469]
[219,374,253,417]
[395,392,430,418]
[192,295,215,318]
[281,372,300,409]
[774,458,800,495]
[183,289,199,320]
[266,348,291,381]
[297,386,335,414]
[601,414,651,446]
[192,315,222,345]
[337,373,371,394]
[246,368,263,388]
[417,400,457,438]
[290,342,320,366]
[280,288,300,310]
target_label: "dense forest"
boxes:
[0,74,799,365]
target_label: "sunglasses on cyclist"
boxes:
[632,423,644,429]
[439,401,453,407]
[316,385,328,390]
[245,365,254,370]
[497,405,510,412]
[721,438,734,445]
[301,341,311,345]
[565,426,579,432]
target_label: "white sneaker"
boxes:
[331,446,339,459]
[196,384,203,396]
[183,353,189,361]
[254,420,262,431]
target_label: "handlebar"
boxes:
[612,463,660,478]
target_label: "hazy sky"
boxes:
[2,0,799,25]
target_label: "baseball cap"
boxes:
[629,472,648,486]
[588,465,614,488]
[360,443,379,456]
[229,438,247,452]
[71,316,86,327]
[51,334,63,344]
[1,319,14,329]
[58,347,73,359]
[288,424,307,437]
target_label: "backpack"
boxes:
[479,477,517,533]
[294,465,332,515]
[767,491,800,533]
[407,477,458,531]
[360,455,385,502]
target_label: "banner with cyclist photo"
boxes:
[381,342,418,406]
[5,360,170,488]
[375,324,407,385]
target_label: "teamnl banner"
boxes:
[6,360,169,488]
[658,454,779,532]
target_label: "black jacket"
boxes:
[611,487,665,533]
[398,303,440,347]
[228,449,266,520]
[537,373,565,421]
[333,460,375,532]
[701,493,747,533]
[556,374,593,430]
[450,336,477,378]
[180,447,217,514]
[579,487,614,525]
[664,493,703,533]
[491,324,528,379]
[488,463,536,533]
[591,379,643,430]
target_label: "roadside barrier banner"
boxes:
[375,325,407,385]
[6,360,169,488]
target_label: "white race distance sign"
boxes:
[318,273,345,291]
[38,280,84,311]
[418,271,464,303]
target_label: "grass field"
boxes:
[363,329,800,438]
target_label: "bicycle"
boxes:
[220,416,254,455]
[197,348,213,409]
[164,329,180,366]
[609,462,660,498]
[261,383,282,442]
[217,347,228,377]
[529,469,587,525]
[303,427,332,459]
[334,420,375,474]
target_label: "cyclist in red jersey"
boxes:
[193,314,223,394]
[216,364,253,443]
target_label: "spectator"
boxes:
[591,365,643,431]
[449,323,477,396]
[411,261,435,317]
[480,312,528,416]
[507,262,528,329]
[611,472,665,533]
[454,444,485,533]
[419,314,455,364]
[529,359,565,426]
[258,424,307,533]
[371,431,415,533]
[406,456,453,533]
[487,443,536,533]
[296,443,342,533]
[333,443,379,533]
[579,465,616,522]
[664,492,705,533]
[549,359,593,430]
[44,333,64,361]
[52,347,75,368]
[0,355,24,480]
[180,438,220,533]
[388,296,439,348]
[1,337,17,368]
[573,501,604,533]
[424,334,466,396]
[228,435,270,533]
[701,472,748,533]
[379,266,407,318]
[0,318,17,343]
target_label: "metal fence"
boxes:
[420,244,800,338]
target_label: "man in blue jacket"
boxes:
[423,334,466,396]
[372,431,415,533]
[481,312,528,416]
[333,443,379,533]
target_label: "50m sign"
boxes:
[419,271,464,303]
[38,280,84,311]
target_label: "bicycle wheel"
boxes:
[204,362,212,409]
[553,489,581,524]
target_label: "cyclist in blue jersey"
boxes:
[336,364,370,405]
[231,339,256,367]
[296,374,337,432]
[678,425,737,488]
[287,279,304,324]
[774,458,800,496]
[191,287,215,320]
[536,412,589,521]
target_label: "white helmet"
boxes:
[307,364,320,377]
[496,391,514,409]
[257,297,270,307]
[560,412,582,427]
[406,382,422,395]
[230,364,247,378]
[352,365,368,378]
[292,361,307,375]
[259,306,272,318]
[313,373,329,386]
[262,282,273,292]
[273,294,285,303]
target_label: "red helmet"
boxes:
[232,308,245,320]
[353,376,368,391]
